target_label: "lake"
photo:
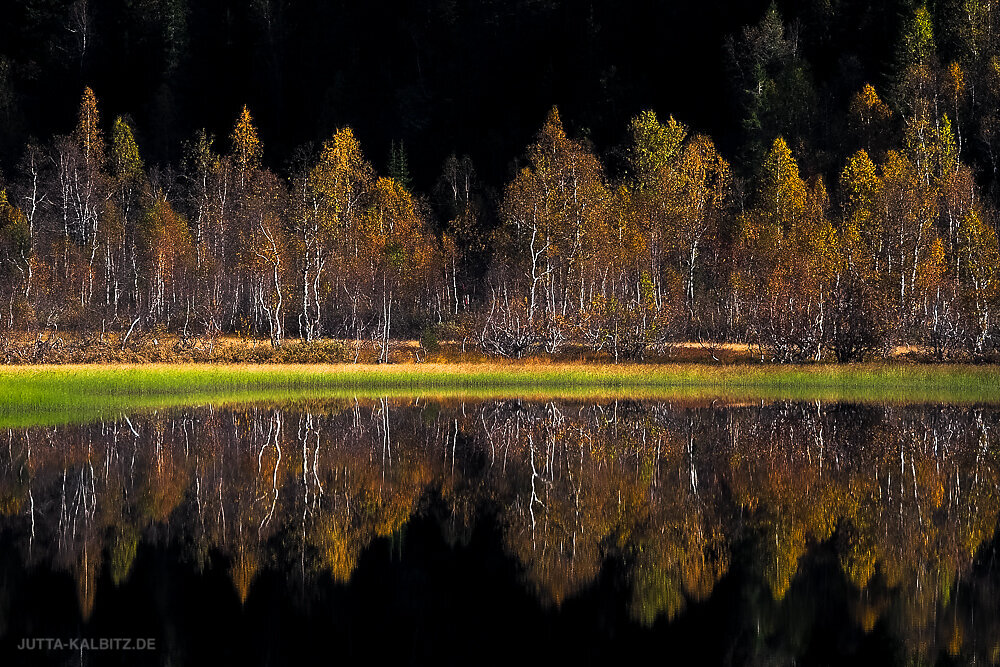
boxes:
[0,397,997,665]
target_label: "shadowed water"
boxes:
[0,399,998,665]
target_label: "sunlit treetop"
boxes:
[75,86,104,167]
[110,116,143,183]
[231,106,263,174]
[628,110,688,185]
[840,149,882,217]
[851,84,892,120]
[759,136,807,221]
[904,106,958,185]
[899,5,936,69]
[184,129,221,180]
[309,127,376,222]
[529,106,572,170]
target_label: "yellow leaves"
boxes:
[231,544,259,604]
[904,104,958,185]
[947,619,965,657]
[502,106,611,276]
[315,518,363,583]
[358,176,439,286]
[764,521,808,601]
[916,235,947,292]
[628,109,688,186]
[109,525,139,587]
[838,220,864,257]
[761,136,808,224]
[840,150,881,219]
[850,83,893,127]
[763,136,797,181]
[75,86,104,168]
[881,148,914,184]
[621,117,729,317]
[840,529,877,590]
[370,176,415,235]
[110,116,143,182]
[306,127,376,260]
[988,56,1000,98]
[880,148,937,234]
[738,139,830,291]
[852,597,886,633]
[628,516,730,626]
[0,188,28,241]
[231,105,263,174]
[541,105,567,144]
[300,125,439,317]
[848,83,894,155]
[899,5,936,69]
[674,134,730,226]
[0,489,24,516]
[947,61,966,101]
[186,129,221,184]
[598,183,647,273]
[797,178,841,281]
[861,84,890,116]
[310,127,374,207]
[958,208,1000,302]
[529,106,574,174]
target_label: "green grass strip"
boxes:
[1,362,999,428]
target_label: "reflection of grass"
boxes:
[2,362,999,427]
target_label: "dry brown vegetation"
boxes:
[0,331,941,366]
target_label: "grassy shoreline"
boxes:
[2,362,999,427]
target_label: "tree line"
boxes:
[0,71,998,361]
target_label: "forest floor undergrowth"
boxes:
[0,331,937,366]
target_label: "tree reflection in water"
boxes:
[0,399,998,664]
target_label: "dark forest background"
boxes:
[0,0,908,189]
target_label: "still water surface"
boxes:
[0,399,998,665]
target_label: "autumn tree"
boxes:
[363,177,440,361]
[627,110,688,314]
[1,57,999,360]
[735,137,837,361]
[224,107,291,347]
[847,84,894,158]
[106,116,147,320]
[627,110,730,332]
[35,87,111,328]
[135,196,193,329]
[232,106,262,187]
[894,4,938,107]
[832,149,893,360]
[494,107,611,355]
[180,129,228,340]
[303,127,375,342]
[955,209,1000,352]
